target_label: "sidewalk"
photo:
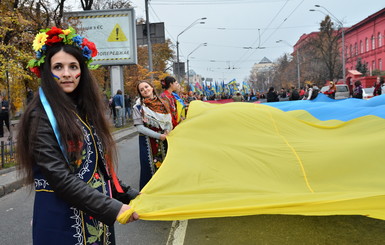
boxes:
[0,126,137,198]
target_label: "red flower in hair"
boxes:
[29,66,41,78]
[45,36,63,46]
[45,27,64,46]
[82,38,98,57]
[46,26,64,37]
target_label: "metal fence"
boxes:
[0,139,16,169]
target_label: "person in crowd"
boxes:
[16,26,138,245]
[133,80,172,189]
[373,76,384,96]
[266,87,279,102]
[113,89,124,127]
[232,92,244,102]
[303,84,315,100]
[299,87,306,99]
[279,88,287,98]
[160,76,179,128]
[109,96,116,121]
[0,95,10,138]
[124,94,132,120]
[187,91,197,104]
[353,80,363,99]
[323,81,336,99]
[289,86,300,101]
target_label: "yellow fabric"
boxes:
[117,208,134,224]
[122,101,385,222]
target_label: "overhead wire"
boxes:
[232,0,290,69]
[149,3,176,43]
[232,0,306,78]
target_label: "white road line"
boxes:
[166,220,189,245]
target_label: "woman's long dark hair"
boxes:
[160,76,176,89]
[17,43,116,185]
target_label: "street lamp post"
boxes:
[187,43,207,86]
[176,17,206,83]
[310,5,346,81]
[276,40,301,89]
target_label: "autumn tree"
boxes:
[1,0,174,112]
[0,1,38,111]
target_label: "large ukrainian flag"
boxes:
[119,94,385,222]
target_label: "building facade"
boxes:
[344,8,385,73]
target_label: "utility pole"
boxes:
[145,0,153,79]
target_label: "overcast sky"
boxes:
[70,0,385,83]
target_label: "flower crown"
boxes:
[27,26,98,78]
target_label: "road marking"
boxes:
[166,220,188,245]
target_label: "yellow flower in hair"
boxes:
[32,33,48,52]
[62,28,71,35]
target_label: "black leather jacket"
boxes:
[30,106,122,226]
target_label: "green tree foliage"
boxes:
[355,58,368,76]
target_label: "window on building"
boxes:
[345,45,348,58]
[372,60,376,71]
[372,35,375,50]
[355,43,358,56]
[379,59,382,71]
[378,33,382,47]
[360,40,363,53]
[366,38,369,51]
[349,44,352,57]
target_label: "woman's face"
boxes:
[170,81,180,91]
[51,50,81,93]
[138,82,154,99]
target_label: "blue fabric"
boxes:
[39,87,69,164]
[172,92,186,107]
[265,93,385,121]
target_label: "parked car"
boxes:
[362,87,374,100]
[320,84,350,99]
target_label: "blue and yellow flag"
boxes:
[172,92,186,123]
[119,93,385,222]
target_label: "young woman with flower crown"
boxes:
[16,26,138,244]
[133,80,173,189]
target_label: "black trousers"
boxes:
[0,112,10,137]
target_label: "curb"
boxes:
[0,126,137,198]
[0,177,25,197]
